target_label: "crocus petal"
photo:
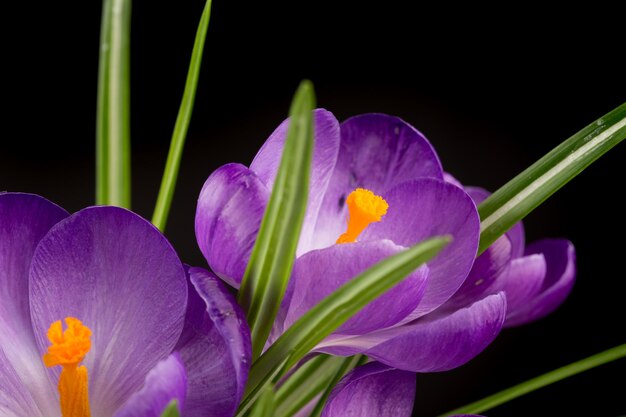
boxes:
[507,221,526,259]
[368,293,505,372]
[0,348,47,417]
[0,193,68,416]
[175,267,251,417]
[283,240,429,335]
[195,163,270,288]
[312,114,443,250]
[504,239,576,327]
[500,254,546,321]
[444,233,512,310]
[321,362,415,417]
[317,293,506,372]
[362,179,480,318]
[250,109,340,254]
[112,353,187,417]
[443,172,463,188]
[465,186,525,258]
[29,207,188,417]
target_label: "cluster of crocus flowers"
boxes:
[195,110,576,415]
[0,193,251,417]
[1,110,577,417]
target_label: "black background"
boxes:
[3,2,625,416]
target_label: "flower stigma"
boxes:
[43,317,92,417]
[336,188,389,244]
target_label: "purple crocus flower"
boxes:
[195,109,575,375]
[0,193,250,417]
[196,110,493,369]
[305,183,575,417]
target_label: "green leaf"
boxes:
[151,0,213,231]
[308,355,366,417]
[439,343,626,416]
[237,80,315,360]
[237,236,450,416]
[96,0,132,208]
[159,400,180,417]
[478,102,626,254]
[249,386,277,417]
[275,355,348,417]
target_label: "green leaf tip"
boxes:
[237,80,316,361]
[160,399,180,417]
[152,0,213,231]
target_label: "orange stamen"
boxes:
[336,188,389,244]
[43,317,92,417]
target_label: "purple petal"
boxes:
[444,233,512,310]
[463,186,489,204]
[368,293,506,372]
[112,353,187,417]
[443,172,463,188]
[0,193,68,415]
[0,348,47,417]
[362,179,480,318]
[318,293,506,372]
[29,207,188,417]
[175,267,251,417]
[250,109,341,254]
[195,163,270,288]
[507,221,526,259]
[283,240,429,335]
[505,239,576,327]
[500,254,546,323]
[321,362,415,417]
[312,114,443,251]
[465,186,525,258]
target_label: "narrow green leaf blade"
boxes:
[152,0,213,231]
[478,103,626,254]
[439,343,626,416]
[96,0,111,205]
[239,236,450,414]
[308,355,366,417]
[96,0,132,207]
[236,352,294,417]
[237,80,315,360]
[159,400,180,417]
[249,386,276,417]
[275,355,348,417]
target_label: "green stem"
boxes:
[96,0,132,207]
[151,0,213,231]
[439,344,626,416]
